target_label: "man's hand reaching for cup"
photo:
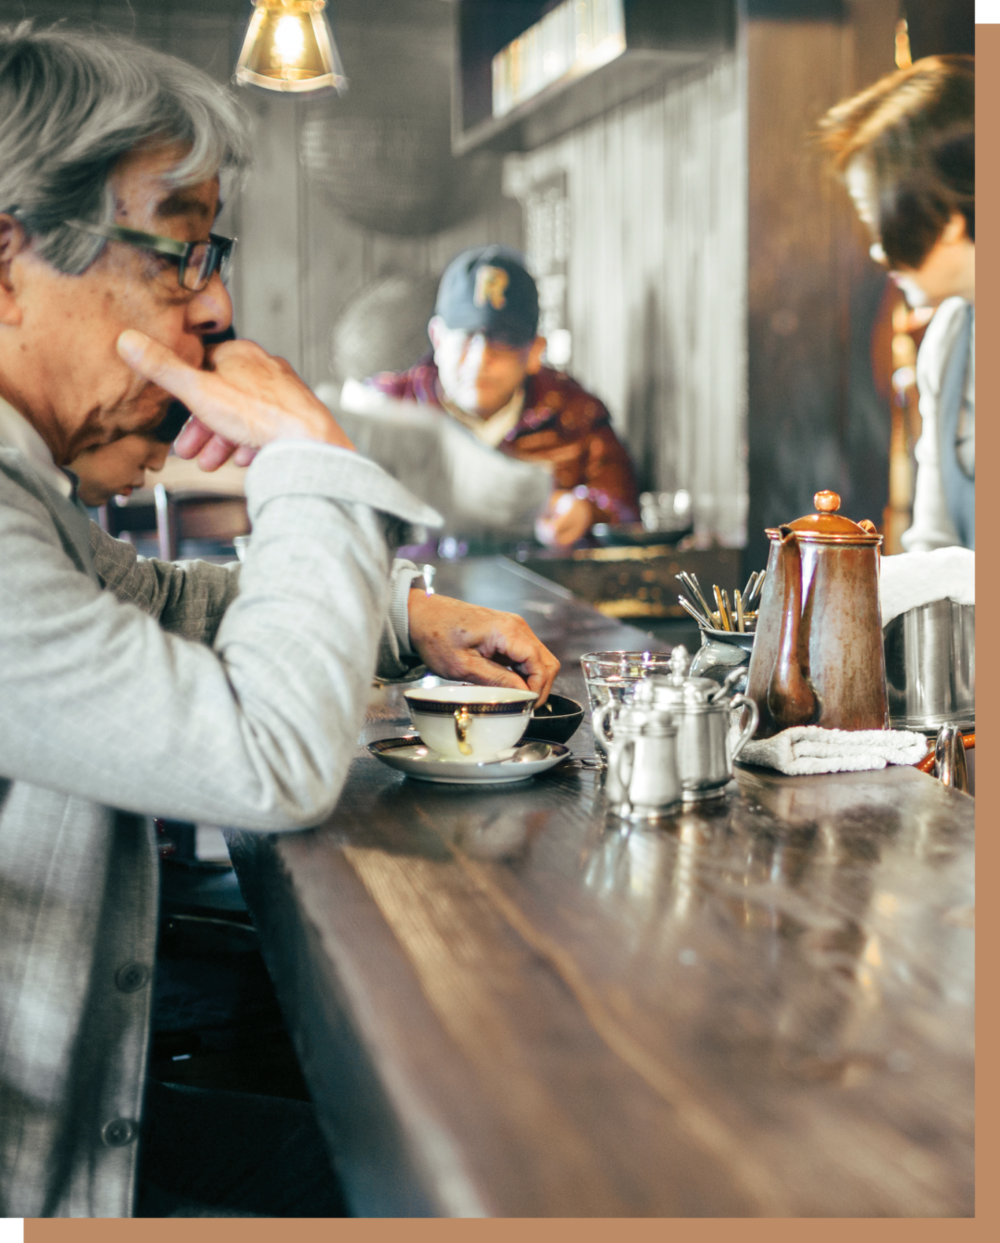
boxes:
[407,591,560,706]
[116,329,353,468]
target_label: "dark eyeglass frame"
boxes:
[66,220,236,291]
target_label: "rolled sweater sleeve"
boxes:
[90,519,424,673]
[89,524,241,643]
[0,441,440,831]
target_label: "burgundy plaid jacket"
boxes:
[367,355,640,525]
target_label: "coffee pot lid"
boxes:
[773,491,882,543]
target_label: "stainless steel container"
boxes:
[689,627,755,693]
[883,600,974,732]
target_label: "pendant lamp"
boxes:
[235,0,347,94]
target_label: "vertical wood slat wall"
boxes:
[504,55,748,546]
[744,6,897,572]
[293,153,523,391]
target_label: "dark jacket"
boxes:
[368,356,640,525]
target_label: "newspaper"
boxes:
[316,379,553,538]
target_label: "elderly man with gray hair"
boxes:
[0,24,558,1218]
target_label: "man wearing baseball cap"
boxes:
[366,245,639,546]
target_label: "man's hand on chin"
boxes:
[406,590,560,706]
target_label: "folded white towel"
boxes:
[740,726,929,776]
[879,547,974,627]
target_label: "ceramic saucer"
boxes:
[368,736,571,784]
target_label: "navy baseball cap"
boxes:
[434,246,539,346]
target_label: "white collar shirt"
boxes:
[0,394,73,498]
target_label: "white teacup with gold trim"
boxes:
[403,686,537,762]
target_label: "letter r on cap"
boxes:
[473,265,509,310]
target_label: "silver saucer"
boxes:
[368,736,571,784]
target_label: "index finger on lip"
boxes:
[117,329,227,413]
[118,330,192,390]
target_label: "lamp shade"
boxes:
[235,0,347,94]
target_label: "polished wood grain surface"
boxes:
[227,557,974,1217]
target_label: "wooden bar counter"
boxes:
[227,557,974,1218]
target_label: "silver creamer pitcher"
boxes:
[596,702,682,817]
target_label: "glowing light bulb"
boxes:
[235,0,348,96]
[273,15,306,69]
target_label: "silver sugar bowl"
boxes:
[632,647,759,802]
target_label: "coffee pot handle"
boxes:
[728,695,760,762]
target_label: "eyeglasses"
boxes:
[66,220,236,292]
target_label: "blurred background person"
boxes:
[819,54,974,551]
[362,246,640,547]
[70,400,188,506]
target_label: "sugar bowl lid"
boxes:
[633,646,719,708]
[769,491,882,543]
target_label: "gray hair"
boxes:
[0,22,252,274]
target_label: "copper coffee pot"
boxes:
[745,491,888,739]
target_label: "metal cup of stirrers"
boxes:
[676,570,765,634]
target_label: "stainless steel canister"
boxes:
[883,600,974,731]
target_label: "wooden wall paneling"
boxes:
[570,126,599,398]
[424,194,524,277]
[159,8,241,84]
[505,51,747,545]
[744,8,896,571]
[602,109,628,450]
[745,18,854,571]
[623,80,660,496]
[846,0,901,93]
[674,74,698,512]
[705,53,748,547]
[632,80,668,497]
[298,166,367,386]
[234,93,304,372]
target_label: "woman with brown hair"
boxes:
[819,55,974,550]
